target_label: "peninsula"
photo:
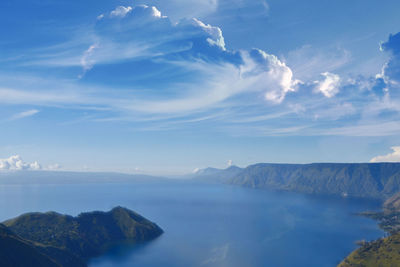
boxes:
[0,207,163,267]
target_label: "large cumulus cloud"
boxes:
[81,4,300,112]
[90,5,231,66]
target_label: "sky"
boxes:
[0,0,400,175]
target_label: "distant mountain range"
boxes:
[193,163,400,200]
[0,170,165,185]
[0,207,163,267]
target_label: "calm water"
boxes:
[0,180,383,267]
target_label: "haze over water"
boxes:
[0,180,383,267]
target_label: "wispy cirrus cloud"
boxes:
[9,109,39,120]
[284,45,351,81]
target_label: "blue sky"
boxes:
[0,0,400,174]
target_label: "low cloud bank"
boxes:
[370,147,400,163]
[0,155,41,171]
[0,155,61,171]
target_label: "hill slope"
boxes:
[384,192,400,212]
[0,224,60,267]
[338,232,400,267]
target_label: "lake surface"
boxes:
[0,180,384,267]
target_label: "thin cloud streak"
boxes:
[9,109,39,120]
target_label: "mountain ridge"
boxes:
[193,162,400,199]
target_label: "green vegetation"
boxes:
[0,224,61,267]
[1,207,163,267]
[339,232,400,267]
[361,211,400,234]
[0,223,85,267]
[340,192,400,266]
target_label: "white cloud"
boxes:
[243,49,301,103]
[109,5,165,21]
[379,32,400,88]
[313,102,356,120]
[0,87,83,105]
[285,45,351,80]
[6,3,301,117]
[261,0,270,13]
[370,146,400,162]
[227,160,233,167]
[74,7,301,112]
[80,44,98,73]
[0,155,63,172]
[192,18,226,50]
[148,6,164,18]
[314,72,341,98]
[125,50,300,113]
[110,6,132,18]
[320,121,400,137]
[144,0,218,21]
[0,155,41,171]
[46,163,62,170]
[10,109,39,120]
[29,161,41,170]
[9,4,299,116]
